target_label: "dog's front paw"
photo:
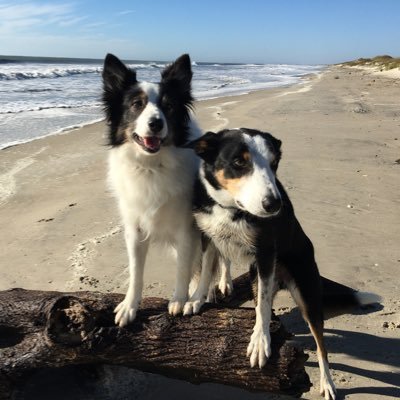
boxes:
[183,295,206,315]
[320,373,336,400]
[114,300,138,327]
[168,297,186,316]
[218,275,233,296]
[246,327,271,368]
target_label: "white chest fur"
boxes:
[109,144,198,240]
[195,205,256,267]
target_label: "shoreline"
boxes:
[0,117,105,151]
[0,70,324,152]
[1,65,399,399]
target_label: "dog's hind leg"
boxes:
[286,261,337,400]
[114,226,150,327]
[310,317,336,400]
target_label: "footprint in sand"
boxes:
[208,101,239,131]
[66,225,122,290]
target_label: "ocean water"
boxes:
[0,56,323,149]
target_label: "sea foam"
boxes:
[0,58,323,149]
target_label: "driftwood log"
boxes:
[0,273,311,399]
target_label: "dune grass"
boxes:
[342,55,400,70]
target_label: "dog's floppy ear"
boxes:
[183,131,220,163]
[270,136,282,170]
[270,136,282,152]
[161,54,193,89]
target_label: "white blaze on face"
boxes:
[135,82,168,140]
[235,134,281,217]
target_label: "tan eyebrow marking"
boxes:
[242,151,251,161]
[195,139,208,154]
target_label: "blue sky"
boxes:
[0,0,399,64]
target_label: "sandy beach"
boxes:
[1,66,399,399]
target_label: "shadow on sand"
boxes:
[279,304,400,399]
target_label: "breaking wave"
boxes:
[0,66,102,81]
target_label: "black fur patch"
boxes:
[193,177,215,214]
[102,54,137,146]
[213,132,254,180]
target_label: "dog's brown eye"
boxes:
[233,158,247,168]
[163,100,173,112]
[132,99,144,109]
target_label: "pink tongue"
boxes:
[143,136,161,150]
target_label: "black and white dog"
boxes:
[102,54,204,327]
[184,128,380,400]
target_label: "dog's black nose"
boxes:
[148,118,164,133]
[262,195,281,214]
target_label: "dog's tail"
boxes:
[321,276,382,319]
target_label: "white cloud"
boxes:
[0,2,73,19]
[0,1,86,34]
[0,1,135,58]
[0,31,137,59]
[57,16,88,27]
[83,21,108,30]
[116,10,135,16]
[0,3,65,21]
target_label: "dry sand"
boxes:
[0,66,399,399]
[347,65,400,80]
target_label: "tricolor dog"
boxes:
[184,128,380,399]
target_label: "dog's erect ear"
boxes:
[183,131,220,163]
[102,53,137,93]
[102,54,137,124]
[161,54,193,88]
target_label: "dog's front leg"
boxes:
[114,226,149,327]
[169,227,201,316]
[247,255,276,368]
[218,256,233,296]
[183,239,218,315]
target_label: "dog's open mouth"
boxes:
[133,134,162,153]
